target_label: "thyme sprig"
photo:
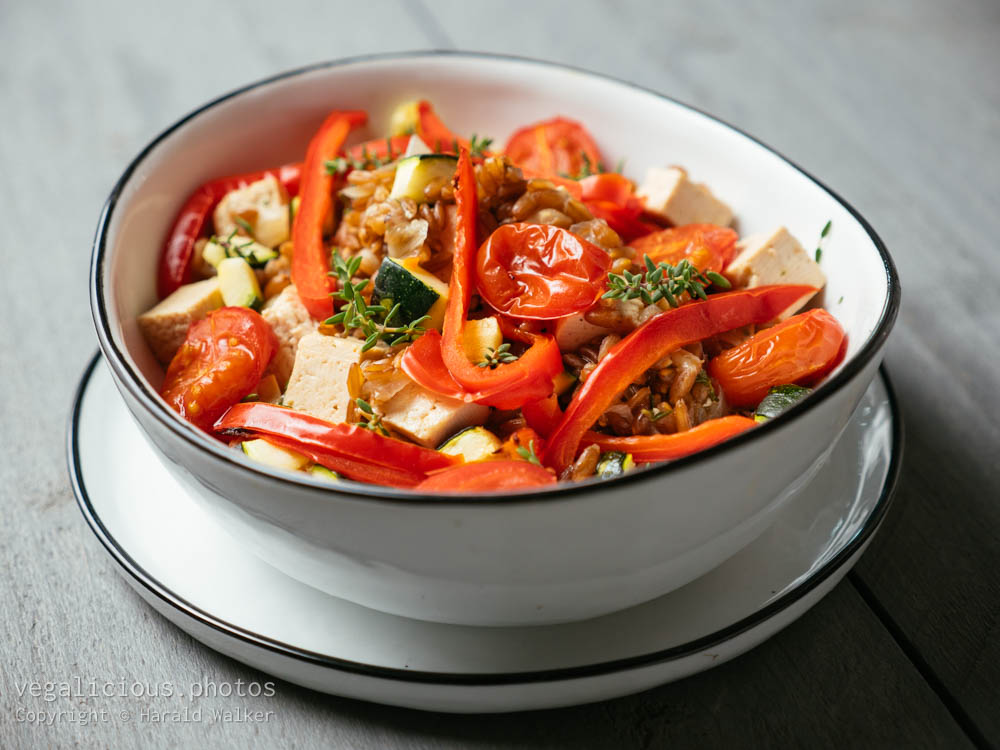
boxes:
[603,257,731,308]
[477,343,518,369]
[560,151,607,180]
[516,440,542,467]
[469,133,494,158]
[209,229,255,257]
[325,139,400,175]
[325,251,430,352]
[354,398,388,435]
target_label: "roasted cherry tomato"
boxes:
[504,117,603,178]
[161,307,277,431]
[631,224,738,274]
[476,223,611,319]
[707,308,846,407]
[580,173,635,206]
[415,460,556,492]
[579,174,659,242]
[584,200,661,243]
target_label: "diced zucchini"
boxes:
[202,239,228,268]
[242,439,310,471]
[217,257,263,309]
[463,317,503,364]
[371,256,449,330]
[754,384,812,423]
[438,426,502,463]
[389,100,421,136]
[596,451,635,479]
[308,464,340,483]
[553,370,578,396]
[389,154,458,203]
[204,237,278,269]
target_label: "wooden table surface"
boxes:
[3,0,998,747]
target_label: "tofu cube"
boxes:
[380,382,490,448]
[725,226,827,318]
[261,285,317,386]
[637,166,733,227]
[137,278,223,364]
[282,333,363,424]
[213,174,290,248]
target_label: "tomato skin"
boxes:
[707,309,846,407]
[161,307,277,431]
[579,173,633,205]
[504,117,603,178]
[579,174,659,242]
[476,223,611,320]
[584,200,660,243]
[415,460,556,492]
[631,224,738,274]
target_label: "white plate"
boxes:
[68,355,901,713]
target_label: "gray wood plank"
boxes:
[2,0,998,747]
[1,555,974,750]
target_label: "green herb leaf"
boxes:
[814,219,832,263]
[478,343,519,369]
[469,133,494,158]
[516,440,542,467]
[233,217,255,237]
[604,259,724,309]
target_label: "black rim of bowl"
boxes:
[68,353,902,686]
[90,51,901,504]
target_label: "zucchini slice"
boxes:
[371,256,449,330]
[389,154,458,203]
[754,385,812,423]
[204,237,278,269]
[438,427,502,463]
[596,451,636,479]
[242,439,310,471]
[308,465,340,483]
[217,256,263,310]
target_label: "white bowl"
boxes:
[90,52,899,626]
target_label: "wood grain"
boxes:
[1,0,998,747]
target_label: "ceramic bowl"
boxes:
[90,52,899,626]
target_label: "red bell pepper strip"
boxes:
[346,134,413,164]
[521,395,564,438]
[263,435,425,488]
[416,460,556,492]
[215,402,458,488]
[580,416,756,463]
[416,100,466,153]
[157,163,302,298]
[400,148,563,410]
[542,285,817,473]
[291,110,368,320]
